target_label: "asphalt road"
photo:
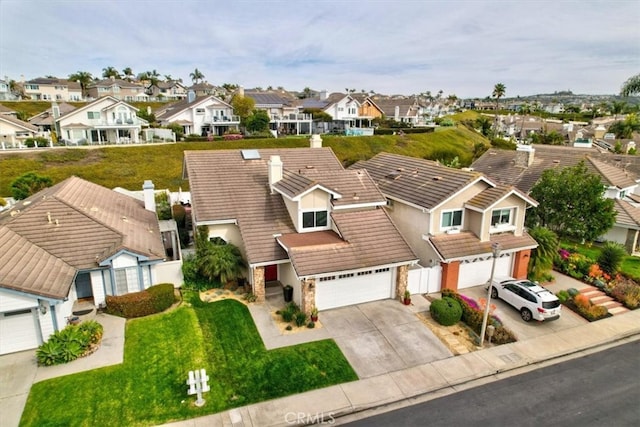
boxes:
[344,340,640,427]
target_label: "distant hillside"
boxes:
[0,126,488,195]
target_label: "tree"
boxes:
[609,113,640,139]
[68,71,94,98]
[231,95,256,125]
[527,227,559,282]
[101,66,121,79]
[492,83,506,137]
[122,67,134,81]
[245,109,270,133]
[610,100,626,120]
[526,161,617,242]
[190,68,204,84]
[194,226,245,284]
[620,73,640,97]
[597,242,627,276]
[10,172,53,200]
[475,116,492,137]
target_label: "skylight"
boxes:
[241,149,261,160]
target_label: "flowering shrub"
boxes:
[560,292,609,322]
[607,277,640,309]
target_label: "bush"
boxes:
[23,136,49,148]
[429,297,462,326]
[567,288,580,297]
[597,242,627,276]
[608,278,640,309]
[36,321,103,366]
[491,326,517,344]
[307,321,315,329]
[105,284,176,318]
[557,290,570,303]
[280,302,298,322]
[294,311,308,327]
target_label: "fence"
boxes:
[407,264,442,295]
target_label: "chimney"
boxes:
[319,90,328,100]
[515,144,535,168]
[110,75,115,81]
[187,90,196,103]
[268,155,283,193]
[394,105,400,120]
[238,86,244,97]
[309,134,322,148]
[52,102,60,119]
[143,180,156,212]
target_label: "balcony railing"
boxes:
[206,115,240,124]
[92,118,144,126]
[270,113,313,121]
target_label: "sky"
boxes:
[1,0,639,98]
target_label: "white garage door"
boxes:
[315,269,394,310]
[458,253,513,289]
[0,309,41,355]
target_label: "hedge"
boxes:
[105,283,176,318]
[429,297,462,326]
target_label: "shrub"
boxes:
[307,321,315,329]
[597,242,627,276]
[567,288,580,297]
[557,290,570,303]
[429,297,462,326]
[608,279,640,309]
[491,326,517,344]
[36,321,103,366]
[23,136,49,148]
[294,311,308,327]
[280,302,298,323]
[105,283,176,318]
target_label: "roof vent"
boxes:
[553,160,560,164]
[433,176,443,181]
[241,149,261,160]
[385,171,401,180]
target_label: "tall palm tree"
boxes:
[610,100,626,121]
[190,68,204,84]
[68,71,94,98]
[621,73,640,97]
[528,226,559,282]
[122,67,134,81]
[492,83,506,137]
[101,66,121,79]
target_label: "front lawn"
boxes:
[20,296,357,426]
[560,241,640,280]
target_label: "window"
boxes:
[196,108,205,115]
[319,276,336,282]
[491,208,513,226]
[441,210,462,228]
[302,210,328,228]
[114,267,139,295]
[338,273,354,279]
[87,111,100,119]
[620,190,627,199]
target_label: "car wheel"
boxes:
[490,287,498,299]
[521,308,533,322]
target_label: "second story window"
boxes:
[302,210,328,229]
[441,209,462,229]
[491,208,513,227]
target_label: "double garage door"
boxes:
[458,253,513,289]
[0,309,41,355]
[315,269,394,310]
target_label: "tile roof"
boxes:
[244,91,296,106]
[352,152,490,211]
[28,102,77,126]
[429,231,538,261]
[155,95,229,121]
[278,209,417,277]
[471,144,639,193]
[465,184,538,210]
[0,104,16,114]
[0,115,39,132]
[613,199,640,229]
[89,78,145,89]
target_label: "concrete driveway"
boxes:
[320,299,452,378]
[460,284,587,342]
[0,350,38,427]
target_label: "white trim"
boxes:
[440,208,464,231]
[332,201,385,210]
[195,219,238,226]
[298,260,417,281]
[430,176,496,212]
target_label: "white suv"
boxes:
[489,277,561,322]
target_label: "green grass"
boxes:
[0,125,488,195]
[560,240,640,280]
[20,297,356,427]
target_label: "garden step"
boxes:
[608,306,630,315]
[600,300,622,309]
[581,290,606,299]
[589,295,614,305]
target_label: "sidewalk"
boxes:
[161,302,640,426]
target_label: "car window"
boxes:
[543,300,560,309]
[517,287,536,302]
[505,284,518,293]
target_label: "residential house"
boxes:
[0,177,182,355]
[0,79,17,101]
[243,88,313,135]
[156,92,239,136]
[302,93,370,132]
[352,153,538,293]
[471,144,640,254]
[183,138,418,314]
[87,78,148,101]
[56,96,148,145]
[22,77,82,101]
[147,80,188,101]
[188,82,227,99]
[0,115,40,148]
[373,98,426,127]
[28,102,77,132]
[0,104,17,117]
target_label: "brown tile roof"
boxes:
[278,209,417,277]
[465,184,538,210]
[0,176,165,270]
[0,104,16,114]
[0,115,39,132]
[471,145,640,193]
[352,152,490,211]
[155,95,230,121]
[428,231,538,261]
[614,199,640,229]
[184,148,346,264]
[0,227,76,299]
[28,102,77,126]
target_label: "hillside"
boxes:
[0,126,488,195]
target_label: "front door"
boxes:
[264,264,278,282]
[75,272,93,299]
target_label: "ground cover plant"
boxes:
[21,295,356,426]
[0,125,487,195]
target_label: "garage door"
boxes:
[315,269,394,310]
[0,309,41,355]
[458,253,513,289]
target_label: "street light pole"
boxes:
[480,243,501,347]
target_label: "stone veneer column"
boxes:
[253,266,265,302]
[395,265,409,300]
[511,249,531,280]
[301,278,316,315]
[440,261,460,291]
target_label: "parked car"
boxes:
[488,277,561,322]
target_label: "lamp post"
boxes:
[480,242,501,347]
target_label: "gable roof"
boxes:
[465,184,538,211]
[614,199,640,229]
[0,176,165,269]
[351,152,493,211]
[428,231,538,261]
[0,114,39,132]
[28,102,77,126]
[88,78,145,89]
[155,95,230,121]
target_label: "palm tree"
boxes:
[190,68,204,84]
[528,226,559,282]
[164,74,173,82]
[610,100,626,121]
[122,67,134,81]
[621,73,640,97]
[68,71,94,98]
[492,83,506,137]
[101,66,121,79]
